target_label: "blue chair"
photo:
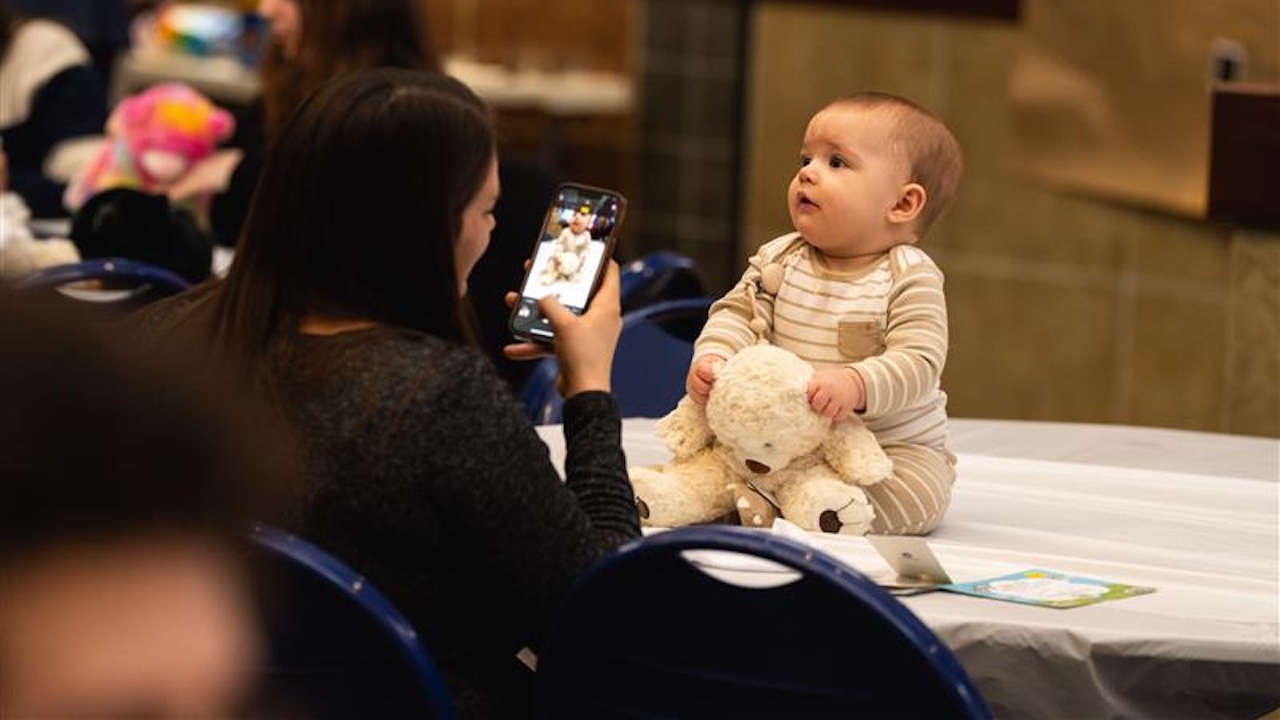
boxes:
[619,250,705,313]
[521,296,713,424]
[248,524,454,719]
[536,526,992,720]
[13,257,191,321]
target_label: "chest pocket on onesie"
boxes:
[837,316,885,361]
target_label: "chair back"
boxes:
[12,258,191,322]
[537,526,992,720]
[619,251,704,313]
[521,296,712,424]
[248,525,454,719]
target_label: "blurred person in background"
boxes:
[6,0,130,87]
[0,0,107,217]
[211,0,445,248]
[0,290,296,718]
[203,0,557,391]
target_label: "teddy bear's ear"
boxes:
[655,395,714,459]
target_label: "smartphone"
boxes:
[509,182,627,343]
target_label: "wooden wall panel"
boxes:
[427,0,634,73]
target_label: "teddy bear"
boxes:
[63,82,235,221]
[628,344,894,535]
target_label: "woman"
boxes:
[132,68,639,718]
[211,0,442,247]
[212,0,557,391]
[259,0,439,132]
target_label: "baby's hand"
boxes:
[686,354,726,405]
[807,366,865,421]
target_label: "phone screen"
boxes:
[510,183,626,342]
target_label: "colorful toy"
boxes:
[154,2,244,56]
[628,344,894,535]
[64,82,235,218]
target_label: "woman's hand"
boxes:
[504,261,622,398]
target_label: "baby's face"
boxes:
[788,105,914,265]
[569,213,588,233]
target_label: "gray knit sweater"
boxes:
[129,295,640,718]
[271,327,639,717]
[268,327,634,712]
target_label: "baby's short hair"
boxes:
[829,92,963,235]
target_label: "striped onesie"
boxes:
[696,232,955,534]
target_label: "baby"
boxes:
[688,92,963,535]
[541,209,593,284]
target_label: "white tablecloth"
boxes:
[536,418,1280,719]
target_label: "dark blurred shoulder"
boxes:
[119,279,222,340]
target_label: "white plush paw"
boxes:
[786,480,875,535]
[831,496,875,536]
[851,450,894,487]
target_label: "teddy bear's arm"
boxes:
[822,417,893,486]
[654,395,715,459]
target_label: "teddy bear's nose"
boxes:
[746,459,771,474]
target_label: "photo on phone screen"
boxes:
[510,183,626,342]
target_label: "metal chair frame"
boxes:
[249,524,455,719]
[520,296,713,424]
[537,525,993,719]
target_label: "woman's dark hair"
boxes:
[209,67,495,379]
[261,0,441,135]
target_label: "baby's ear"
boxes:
[888,182,926,225]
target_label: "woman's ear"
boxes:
[888,182,926,225]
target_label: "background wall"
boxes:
[427,0,634,72]
[420,0,1279,437]
[424,0,637,195]
[741,2,1278,436]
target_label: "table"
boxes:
[535,418,1280,719]
[111,50,633,117]
[111,51,632,171]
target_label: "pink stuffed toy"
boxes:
[64,82,234,219]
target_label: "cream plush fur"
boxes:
[629,344,894,535]
[0,192,79,279]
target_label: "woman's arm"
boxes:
[413,348,638,647]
